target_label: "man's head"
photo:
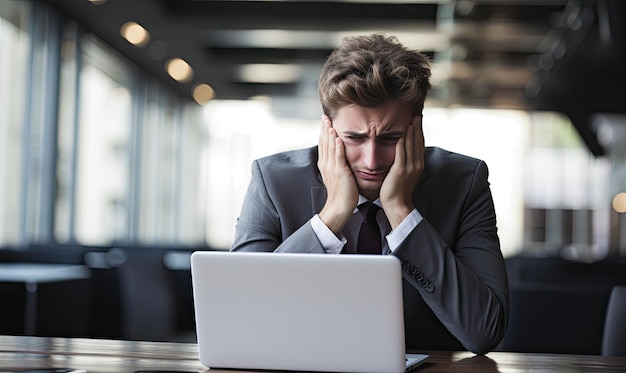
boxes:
[318,34,431,200]
[318,33,432,120]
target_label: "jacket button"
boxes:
[408,266,418,275]
[425,283,435,293]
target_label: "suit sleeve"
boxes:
[231,159,325,254]
[393,160,509,355]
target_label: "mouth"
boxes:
[357,171,386,181]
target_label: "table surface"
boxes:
[1,335,626,373]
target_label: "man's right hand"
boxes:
[317,115,359,236]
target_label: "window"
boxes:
[523,112,612,260]
[0,0,29,245]
[70,35,133,244]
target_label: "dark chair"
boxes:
[118,246,176,341]
[163,250,196,342]
[84,247,127,339]
[602,285,626,356]
[502,285,612,354]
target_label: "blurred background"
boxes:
[1,0,625,355]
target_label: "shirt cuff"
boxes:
[310,214,347,254]
[386,209,423,253]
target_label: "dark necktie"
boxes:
[357,202,382,255]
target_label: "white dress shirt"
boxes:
[310,195,423,254]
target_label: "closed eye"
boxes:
[344,134,367,141]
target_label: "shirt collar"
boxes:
[355,195,382,212]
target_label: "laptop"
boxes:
[190,251,428,373]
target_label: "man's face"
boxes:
[331,101,414,200]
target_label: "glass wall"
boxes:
[0,1,207,248]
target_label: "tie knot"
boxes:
[358,202,380,223]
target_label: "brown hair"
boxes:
[318,33,432,119]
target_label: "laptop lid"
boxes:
[191,251,427,373]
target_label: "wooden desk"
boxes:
[1,335,625,372]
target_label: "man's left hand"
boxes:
[379,115,425,228]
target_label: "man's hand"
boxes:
[317,115,359,235]
[380,115,425,228]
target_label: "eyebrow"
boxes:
[343,131,367,137]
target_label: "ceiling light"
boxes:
[87,0,108,5]
[237,64,301,84]
[193,83,215,105]
[120,22,150,47]
[166,58,194,83]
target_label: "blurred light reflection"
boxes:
[166,58,193,83]
[120,22,150,47]
[613,193,626,213]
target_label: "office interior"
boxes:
[0,0,625,356]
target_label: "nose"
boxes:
[362,139,380,170]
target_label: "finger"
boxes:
[324,117,335,166]
[413,116,425,175]
[328,127,337,167]
[334,136,346,168]
[394,130,406,169]
[325,114,333,128]
[413,115,424,155]
[404,124,414,167]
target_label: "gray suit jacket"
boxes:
[231,146,509,355]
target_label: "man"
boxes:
[231,34,509,355]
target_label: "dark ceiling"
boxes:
[45,0,626,155]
